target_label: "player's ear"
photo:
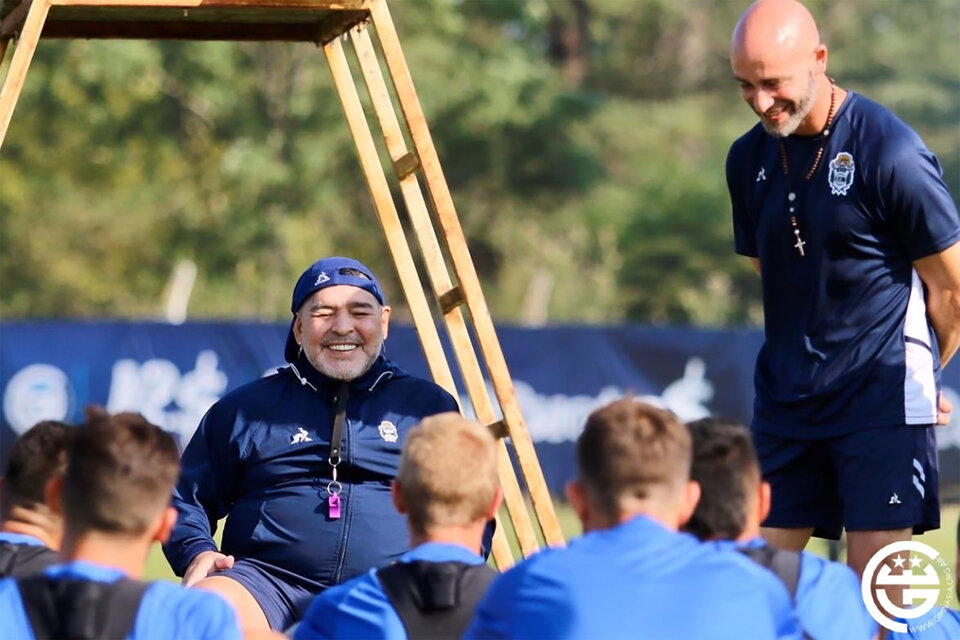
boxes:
[759,481,772,523]
[391,480,407,515]
[677,480,702,528]
[380,305,391,341]
[45,475,64,516]
[566,480,590,529]
[293,315,303,345]
[153,507,178,544]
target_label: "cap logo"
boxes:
[314,271,331,286]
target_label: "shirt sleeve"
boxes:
[295,573,404,640]
[794,555,877,640]
[727,142,760,258]
[881,141,960,261]
[161,402,240,576]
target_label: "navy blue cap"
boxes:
[284,257,386,363]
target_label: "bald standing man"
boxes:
[726,0,960,577]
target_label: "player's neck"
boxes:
[412,522,487,556]
[793,79,846,137]
[60,530,152,578]
[1,504,61,549]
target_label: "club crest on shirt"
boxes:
[827,151,855,196]
[378,420,399,443]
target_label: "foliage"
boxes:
[1,0,957,325]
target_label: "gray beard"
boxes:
[762,75,818,138]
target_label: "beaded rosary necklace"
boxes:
[778,78,836,257]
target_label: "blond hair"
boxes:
[396,413,499,535]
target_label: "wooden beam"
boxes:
[322,36,458,401]
[35,14,366,42]
[45,0,368,9]
[369,0,566,550]
[326,30,519,571]
[0,0,49,152]
[348,23,543,559]
[0,0,33,38]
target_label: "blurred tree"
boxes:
[0,0,955,326]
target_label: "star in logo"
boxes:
[910,556,924,569]
[892,555,906,569]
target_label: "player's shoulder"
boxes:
[727,123,768,178]
[205,368,295,414]
[137,581,241,638]
[729,122,767,155]
[374,360,458,411]
[845,92,925,157]
[323,569,383,608]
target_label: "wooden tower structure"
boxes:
[0,0,565,568]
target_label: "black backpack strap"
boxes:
[16,575,151,639]
[0,541,20,576]
[377,560,497,640]
[738,545,802,600]
[0,542,60,578]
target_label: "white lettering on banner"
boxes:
[106,350,227,446]
[3,364,73,435]
[461,357,716,443]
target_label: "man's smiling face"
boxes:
[293,285,390,381]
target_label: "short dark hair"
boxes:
[684,417,758,541]
[1,421,74,520]
[577,399,691,520]
[62,412,180,536]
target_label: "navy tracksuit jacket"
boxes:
[163,355,459,590]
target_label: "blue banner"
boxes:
[2,321,958,494]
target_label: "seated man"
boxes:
[0,420,73,577]
[684,417,877,640]
[163,257,461,631]
[465,399,801,639]
[295,413,501,639]
[0,411,242,639]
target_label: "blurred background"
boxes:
[1,0,959,577]
[2,0,957,326]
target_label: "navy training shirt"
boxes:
[728,91,960,438]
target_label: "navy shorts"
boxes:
[753,424,940,540]
[218,559,320,631]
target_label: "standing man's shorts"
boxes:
[753,424,940,539]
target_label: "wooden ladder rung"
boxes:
[487,419,509,440]
[438,286,465,314]
[393,150,419,180]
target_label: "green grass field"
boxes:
[144,502,960,582]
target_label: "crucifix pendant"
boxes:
[790,216,806,257]
[793,229,806,256]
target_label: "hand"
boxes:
[182,550,235,587]
[937,392,952,426]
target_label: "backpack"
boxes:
[0,541,59,578]
[738,544,802,600]
[15,575,150,640]
[377,560,497,640]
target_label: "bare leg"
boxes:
[846,528,912,578]
[760,526,814,551]
[194,575,271,631]
[849,528,912,611]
